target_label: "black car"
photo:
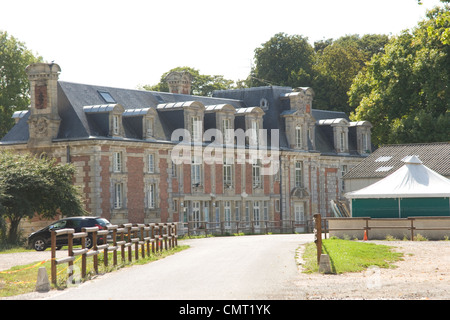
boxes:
[28,216,112,251]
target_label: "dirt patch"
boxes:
[295,241,450,300]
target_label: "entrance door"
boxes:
[192,201,200,229]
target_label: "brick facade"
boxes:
[0,63,372,232]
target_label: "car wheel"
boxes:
[32,237,47,251]
[85,235,93,249]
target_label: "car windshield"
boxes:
[95,218,110,226]
[50,220,67,229]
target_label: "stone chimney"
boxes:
[165,71,193,95]
[26,62,61,147]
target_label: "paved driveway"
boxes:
[42,234,313,300]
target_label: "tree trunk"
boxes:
[7,216,21,245]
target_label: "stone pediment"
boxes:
[291,187,309,199]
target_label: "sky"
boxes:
[0,0,445,90]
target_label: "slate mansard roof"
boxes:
[343,142,450,180]
[1,81,368,157]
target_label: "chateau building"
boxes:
[0,63,372,231]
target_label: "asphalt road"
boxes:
[44,234,313,300]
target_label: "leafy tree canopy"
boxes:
[0,152,86,244]
[349,6,450,146]
[0,31,42,138]
[249,32,315,88]
[140,66,235,97]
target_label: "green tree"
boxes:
[141,66,235,97]
[349,6,450,146]
[312,34,389,113]
[250,33,315,87]
[0,152,86,245]
[0,31,42,138]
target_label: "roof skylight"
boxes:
[98,91,116,103]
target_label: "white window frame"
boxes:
[253,201,260,227]
[147,184,156,209]
[224,201,231,228]
[113,115,120,135]
[251,119,260,145]
[191,155,202,185]
[148,154,155,173]
[113,152,122,173]
[223,156,233,188]
[294,203,305,223]
[191,116,202,142]
[295,126,302,148]
[235,201,241,221]
[295,161,303,188]
[340,131,346,151]
[252,159,261,188]
[222,118,232,144]
[114,183,123,209]
[263,201,269,221]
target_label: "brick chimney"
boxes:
[26,62,61,147]
[165,71,193,95]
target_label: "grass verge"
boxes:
[301,238,403,274]
[0,245,189,297]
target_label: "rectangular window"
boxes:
[147,184,156,209]
[224,201,231,228]
[235,201,241,221]
[192,201,200,228]
[294,203,305,222]
[114,183,123,209]
[172,161,177,177]
[223,156,233,188]
[251,120,259,145]
[204,201,209,222]
[113,115,120,135]
[362,132,369,152]
[98,91,116,103]
[340,131,346,151]
[222,118,232,144]
[296,126,302,148]
[148,154,155,173]
[295,161,303,188]
[113,152,122,173]
[245,201,250,222]
[263,201,269,221]
[191,156,202,185]
[252,159,261,188]
[191,116,202,142]
[253,201,260,226]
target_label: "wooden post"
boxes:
[51,230,57,286]
[314,213,322,265]
[410,218,415,241]
[81,229,87,278]
[92,228,98,274]
[68,232,74,280]
[112,226,118,266]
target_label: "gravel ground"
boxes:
[294,240,450,300]
[1,240,449,300]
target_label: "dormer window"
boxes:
[295,126,303,149]
[222,118,232,144]
[191,116,202,142]
[113,115,120,135]
[251,119,260,145]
